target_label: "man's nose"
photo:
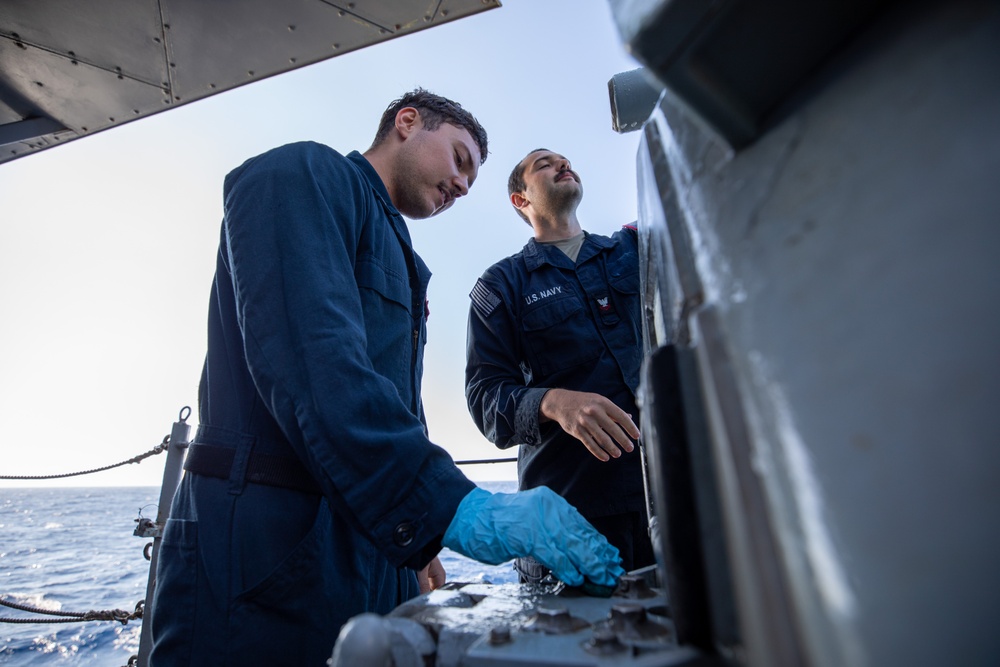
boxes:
[451,175,469,197]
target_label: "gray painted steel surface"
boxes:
[635,1,1000,664]
[0,0,498,166]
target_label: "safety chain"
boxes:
[454,456,517,466]
[0,436,170,480]
[0,596,143,625]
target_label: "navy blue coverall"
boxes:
[149,142,475,665]
[465,228,652,572]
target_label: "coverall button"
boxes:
[394,522,415,547]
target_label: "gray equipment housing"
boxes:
[627,0,1000,665]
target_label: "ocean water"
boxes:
[0,481,517,666]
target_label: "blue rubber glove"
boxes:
[442,486,624,587]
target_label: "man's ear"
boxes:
[511,191,529,212]
[394,107,420,139]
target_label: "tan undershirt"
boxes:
[539,232,585,263]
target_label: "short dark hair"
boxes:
[508,148,550,223]
[372,88,488,164]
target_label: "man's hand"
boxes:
[443,487,624,587]
[417,557,446,594]
[539,388,639,461]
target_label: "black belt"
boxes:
[184,444,321,495]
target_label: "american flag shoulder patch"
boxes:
[471,279,502,317]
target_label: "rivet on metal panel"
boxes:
[174,96,181,101]
[424,15,431,22]
[109,117,114,122]
[164,24,170,30]
[288,25,296,31]
[133,110,139,115]
[395,24,402,30]
[169,62,175,68]
[289,58,296,64]
[248,71,254,76]
[338,10,345,17]
[81,127,88,132]
[442,9,450,16]
[332,43,340,49]
[348,2,355,8]
[35,81,43,87]
[153,37,161,43]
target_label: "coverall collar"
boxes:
[346,150,401,217]
[523,231,615,271]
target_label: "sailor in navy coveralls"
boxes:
[148,93,625,666]
[466,149,655,582]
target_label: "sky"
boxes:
[0,0,643,487]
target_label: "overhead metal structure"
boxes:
[0,0,499,167]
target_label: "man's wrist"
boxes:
[538,388,556,423]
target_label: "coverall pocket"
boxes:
[229,506,334,660]
[356,255,409,309]
[609,262,640,296]
[148,518,198,663]
[521,295,602,376]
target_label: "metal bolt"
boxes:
[584,624,626,655]
[488,626,511,645]
[610,603,646,625]
[615,574,656,599]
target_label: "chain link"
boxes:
[0,597,143,625]
[0,436,170,480]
